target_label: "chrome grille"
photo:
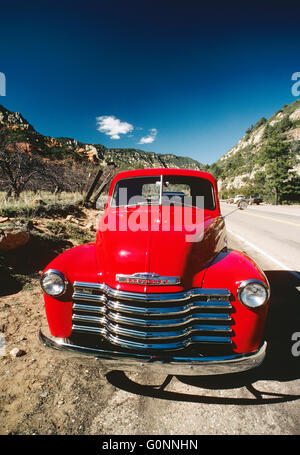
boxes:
[72,282,234,351]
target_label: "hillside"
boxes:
[1,101,300,204]
[210,99,300,202]
[0,104,204,171]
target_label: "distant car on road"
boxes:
[248,195,263,205]
[234,195,245,204]
[162,191,186,202]
[162,191,186,197]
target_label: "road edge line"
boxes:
[227,229,300,282]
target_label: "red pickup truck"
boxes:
[39,168,270,375]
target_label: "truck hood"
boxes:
[95,205,225,292]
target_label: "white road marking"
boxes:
[227,229,300,282]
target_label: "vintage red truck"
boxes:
[39,168,270,375]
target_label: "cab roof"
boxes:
[110,168,216,185]
[108,168,220,213]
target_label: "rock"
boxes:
[289,107,300,122]
[0,229,30,251]
[40,392,49,398]
[16,219,33,230]
[0,217,9,223]
[66,215,80,224]
[85,222,96,231]
[9,348,26,358]
[0,323,6,333]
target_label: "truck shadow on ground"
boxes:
[106,270,300,405]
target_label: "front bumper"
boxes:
[39,328,267,376]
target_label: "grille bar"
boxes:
[73,306,232,326]
[73,282,231,302]
[72,316,232,337]
[72,282,234,351]
[72,324,231,350]
[74,298,231,316]
[73,303,106,315]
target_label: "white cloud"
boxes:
[96,115,134,140]
[138,128,157,144]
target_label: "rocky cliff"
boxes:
[212,99,300,194]
[0,104,204,171]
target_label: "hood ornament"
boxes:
[116,272,181,286]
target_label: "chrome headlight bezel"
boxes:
[237,279,270,308]
[40,269,67,297]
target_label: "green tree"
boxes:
[209,162,223,179]
[258,133,298,204]
[280,175,300,203]
[263,116,293,139]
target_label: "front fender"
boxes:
[42,243,99,338]
[202,249,270,354]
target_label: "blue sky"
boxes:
[0,0,300,164]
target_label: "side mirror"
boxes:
[96,195,108,210]
[238,199,248,210]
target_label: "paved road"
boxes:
[220,203,300,278]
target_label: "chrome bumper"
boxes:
[39,328,267,376]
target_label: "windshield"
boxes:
[111,175,216,210]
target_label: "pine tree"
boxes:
[258,132,298,204]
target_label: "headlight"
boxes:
[40,269,67,297]
[237,279,269,308]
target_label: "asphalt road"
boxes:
[98,204,300,436]
[220,203,300,278]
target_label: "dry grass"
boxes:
[0,191,84,218]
